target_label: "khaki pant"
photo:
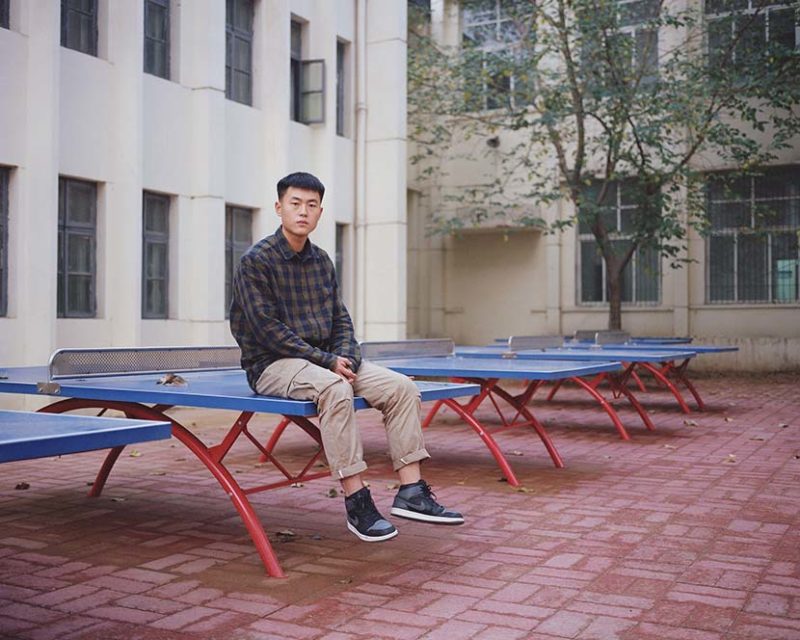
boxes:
[255,359,430,479]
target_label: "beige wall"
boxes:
[407,0,800,372]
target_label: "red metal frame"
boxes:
[418,377,565,485]
[38,398,333,578]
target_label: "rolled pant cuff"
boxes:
[392,448,431,472]
[333,460,368,480]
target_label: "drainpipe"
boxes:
[355,0,367,339]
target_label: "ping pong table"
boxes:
[458,336,700,419]
[358,339,625,470]
[0,346,481,578]
[0,409,171,462]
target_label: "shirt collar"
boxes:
[274,226,317,262]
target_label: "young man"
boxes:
[230,172,463,542]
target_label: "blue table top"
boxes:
[0,409,172,463]
[370,355,622,380]
[0,367,481,416]
[456,346,698,363]
[559,343,738,355]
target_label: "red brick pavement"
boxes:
[1,373,799,639]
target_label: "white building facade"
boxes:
[0,0,409,384]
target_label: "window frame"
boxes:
[705,166,800,304]
[460,0,535,111]
[225,205,253,318]
[0,0,10,30]
[705,0,799,69]
[577,179,662,306]
[57,177,97,319]
[142,191,170,319]
[226,0,254,106]
[61,0,99,57]
[0,167,8,316]
[336,39,348,136]
[144,0,170,80]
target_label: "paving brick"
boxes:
[421,619,485,640]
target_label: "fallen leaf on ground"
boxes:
[516,487,535,493]
[327,488,339,498]
[724,417,734,423]
[387,483,399,490]
[508,450,524,457]
[337,577,353,585]
[14,482,30,490]
[750,436,766,441]
[111,497,126,502]
[157,373,187,386]
[290,482,304,488]
[277,529,295,537]
[663,444,677,450]
[723,454,737,464]
[778,423,789,428]
[149,471,167,476]
[129,450,142,458]
[683,419,698,427]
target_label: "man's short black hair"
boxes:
[277,172,325,202]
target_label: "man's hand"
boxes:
[332,356,357,384]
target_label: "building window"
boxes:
[1,0,9,30]
[614,0,659,85]
[0,167,8,316]
[706,1,799,70]
[61,0,98,57]
[142,192,170,319]
[578,180,660,305]
[461,0,534,111]
[144,0,170,80]
[226,0,254,106]
[706,166,800,304]
[291,20,326,124]
[225,206,252,317]
[336,40,348,136]
[58,177,97,318]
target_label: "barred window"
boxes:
[578,180,661,305]
[61,0,98,57]
[225,205,252,317]
[58,177,97,318]
[142,192,170,319]
[461,0,534,111]
[144,0,170,80]
[226,0,254,106]
[706,1,799,70]
[706,166,800,304]
[0,167,8,316]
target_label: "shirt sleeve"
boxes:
[233,254,338,370]
[328,266,362,371]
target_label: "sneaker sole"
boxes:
[390,507,464,525]
[346,521,399,542]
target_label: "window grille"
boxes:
[142,192,170,319]
[0,0,9,30]
[0,167,8,316]
[225,206,253,317]
[706,166,800,304]
[578,179,661,305]
[336,40,348,136]
[61,0,98,57]
[144,0,170,79]
[58,177,97,318]
[226,0,254,105]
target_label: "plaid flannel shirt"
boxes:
[230,227,361,390]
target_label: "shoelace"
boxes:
[350,492,383,526]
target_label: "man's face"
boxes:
[275,187,323,245]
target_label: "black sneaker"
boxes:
[345,487,398,542]
[391,480,464,525]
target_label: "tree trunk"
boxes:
[606,264,623,330]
